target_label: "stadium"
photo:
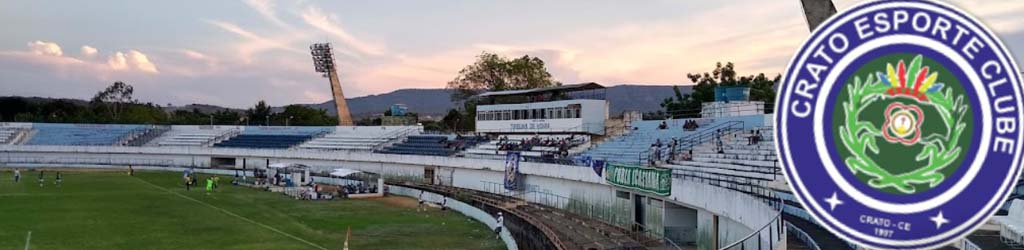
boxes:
[3,1,1024,250]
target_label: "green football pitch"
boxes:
[0,169,503,250]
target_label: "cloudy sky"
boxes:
[1,0,1022,108]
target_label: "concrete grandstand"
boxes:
[1,83,1017,249]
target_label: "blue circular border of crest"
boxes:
[775,0,1024,249]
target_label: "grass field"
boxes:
[0,169,503,250]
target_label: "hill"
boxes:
[1,84,691,120]
[311,85,691,118]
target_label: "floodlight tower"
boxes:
[799,0,838,32]
[311,43,354,126]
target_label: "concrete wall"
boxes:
[666,177,780,249]
[665,202,698,244]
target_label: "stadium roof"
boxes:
[475,82,603,98]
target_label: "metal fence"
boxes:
[786,221,822,250]
[478,181,689,249]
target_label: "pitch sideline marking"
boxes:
[132,177,329,250]
[24,231,31,250]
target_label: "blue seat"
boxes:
[376,135,456,156]
[213,126,332,149]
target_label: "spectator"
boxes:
[683,120,699,131]
[649,144,659,165]
[715,129,724,154]
[418,190,426,212]
[748,129,763,145]
[495,212,505,239]
[658,120,668,130]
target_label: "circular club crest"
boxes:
[776,0,1024,249]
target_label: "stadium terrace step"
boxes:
[465,134,587,161]
[399,183,649,250]
[149,126,240,147]
[689,156,776,168]
[214,134,314,149]
[25,123,150,146]
[691,151,778,162]
[962,230,1015,249]
[667,165,778,182]
[670,161,778,176]
[784,214,855,250]
[0,127,29,145]
[693,148,776,156]
[375,135,487,157]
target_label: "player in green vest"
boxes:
[205,177,213,194]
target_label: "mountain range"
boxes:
[307,85,692,118]
[5,85,692,119]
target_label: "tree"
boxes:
[0,97,31,121]
[446,52,559,101]
[247,100,272,125]
[660,86,700,118]
[662,62,780,117]
[274,105,335,126]
[445,52,556,130]
[441,109,463,131]
[91,81,136,121]
[212,109,242,125]
[747,73,781,113]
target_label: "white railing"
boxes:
[388,185,518,250]
[785,221,822,250]
[962,237,982,250]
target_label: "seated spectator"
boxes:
[679,151,692,161]
[658,121,668,130]
[682,120,700,131]
[747,129,763,145]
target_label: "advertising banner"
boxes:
[503,152,521,190]
[604,163,671,196]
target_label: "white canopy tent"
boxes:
[330,168,362,178]
[268,163,293,169]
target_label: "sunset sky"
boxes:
[1,0,1022,108]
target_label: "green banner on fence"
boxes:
[604,163,671,196]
